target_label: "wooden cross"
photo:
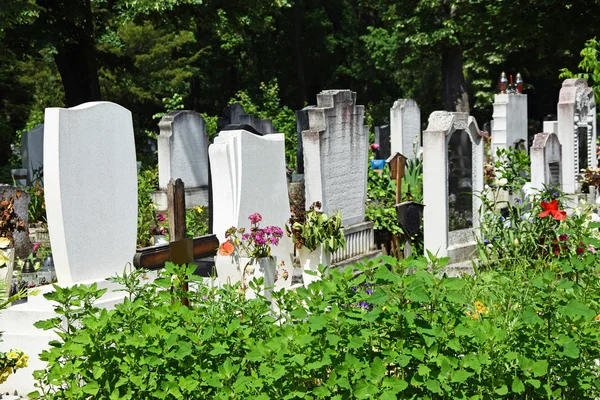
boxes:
[133,178,219,272]
[386,152,407,204]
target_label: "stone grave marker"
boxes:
[558,78,597,194]
[423,111,484,263]
[302,89,368,226]
[209,129,294,283]
[295,105,315,175]
[20,123,44,184]
[530,132,562,190]
[390,99,420,159]
[217,103,274,135]
[153,111,210,211]
[491,92,528,156]
[44,102,138,285]
[374,125,391,160]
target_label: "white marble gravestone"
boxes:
[44,102,138,285]
[21,123,44,183]
[530,133,562,191]
[557,78,597,194]
[153,111,209,210]
[543,120,558,134]
[302,89,368,226]
[390,99,421,159]
[491,93,528,155]
[209,129,294,279]
[423,111,484,263]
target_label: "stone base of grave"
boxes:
[0,274,158,396]
[332,221,377,265]
[447,228,477,264]
[152,186,209,212]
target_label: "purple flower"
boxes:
[366,289,373,295]
[242,233,250,241]
[359,301,370,310]
[33,242,41,252]
[559,234,568,242]
[249,213,262,224]
[157,213,166,222]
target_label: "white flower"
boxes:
[497,178,508,187]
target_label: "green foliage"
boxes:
[365,165,403,235]
[491,147,531,195]
[29,254,600,399]
[26,168,46,223]
[401,156,423,203]
[560,37,600,104]
[286,202,345,253]
[186,206,209,238]
[137,167,159,248]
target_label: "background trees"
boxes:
[1,0,598,166]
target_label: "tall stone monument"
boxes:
[390,99,421,159]
[491,93,528,156]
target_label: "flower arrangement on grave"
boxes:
[150,213,168,236]
[285,202,345,253]
[218,213,286,288]
[581,166,600,192]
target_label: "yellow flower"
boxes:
[16,354,29,369]
[594,314,600,321]
[194,206,203,214]
[6,351,18,360]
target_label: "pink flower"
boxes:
[249,213,262,224]
[370,143,380,150]
[157,213,166,222]
[33,242,41,252]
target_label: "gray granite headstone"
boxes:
[0,185,32,259]
[374,125,391,160]
[21,124,44,184]
[217,103,274,135]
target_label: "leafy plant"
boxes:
[137,166,159,248]
[365,164,403,236]
[26,167,46,223]
[186,206,209,238]
[220,212,284,261]
[285,201,345,252]
[559,37,600,105]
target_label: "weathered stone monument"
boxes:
[491,92,528,155]
[153,111,210,211]
[390,99,420,159]
[295,105,315,175]
[302,89,376,264]
[423,111,484,263]
[557,78,597,194]
[530,133,562,190]
[217,103,274,135]
[20,123,44,183]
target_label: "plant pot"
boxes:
[153,235,168,245]
[298,245,331,286]
[0,248,15,301]
[242,256,278,300]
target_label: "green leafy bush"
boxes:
[286,201,345,252]
[365,164,403,236]
[29,252,600,399]
[137,167,159,247]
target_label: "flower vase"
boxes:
[0,248,15,301]
[153,235,168,245]
[298,245,331,286]
[242,256,277,300]
[214,253,243,287]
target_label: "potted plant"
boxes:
[151,213,168,245]
[217,212,287,298]
[286,202,345,285]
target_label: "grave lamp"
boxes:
[21,259,38,287]
[498,72,508,93]
[516,73,524,93]
[38,253,57,285]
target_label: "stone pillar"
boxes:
[530,133,562,191]
[491,93,528,156]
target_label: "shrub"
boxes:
[30,253,600,399]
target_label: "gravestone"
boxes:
[44,102,138,285]
[0,185,32,259]
[302,89,368,226]
[374,125,391,160]
[543,120,558,134]
[390,99,421,159]
[209,129,294,280]
[423,111,484,263]
[557,78,597,194]
[153,111,210,211]
[295,105,315,175]
[217,103,274,135]
[491,93,528,155]
[530,133,562,190]
[20,124,44,184]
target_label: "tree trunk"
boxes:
[442,45,469,113]
[293,0,306,107]
[44,0,101,107]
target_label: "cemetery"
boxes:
[2,3,600,398]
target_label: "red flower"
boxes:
[538,200,566,221]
